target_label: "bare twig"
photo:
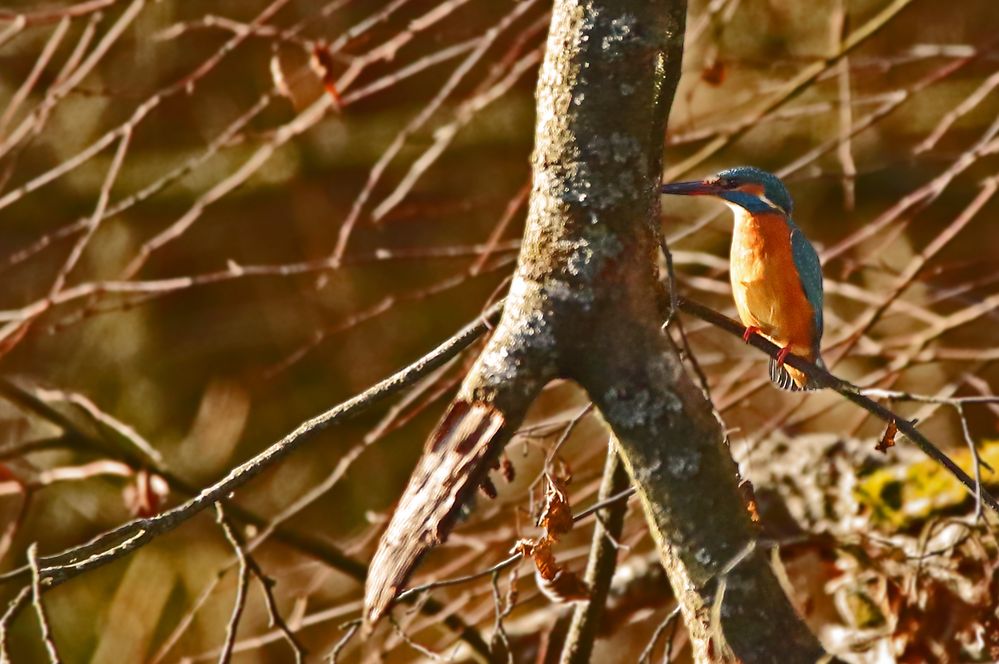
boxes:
[208,504,308,663]
[389,615,446,661]
[0,587,31,662]
[27,544,60,663]
[637,605,682,664]
[859,389,999,405]
[0,17,70,137]
[664,0,919,179]
[215,505,251,664]
[956,405,986,522]
[833,4,856,210]
[559,444,631,664]
[330,0,540,261]
[489,569,515,664]
[396,486,636,604]
[0,303,503,598]
[327,619,360,663]
[0,1,115,25]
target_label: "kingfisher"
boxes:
[661,166,826,391]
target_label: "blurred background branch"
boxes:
[0,0,997,661]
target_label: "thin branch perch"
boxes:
[676,296,999,514]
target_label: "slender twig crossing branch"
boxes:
[559,443,631,664]
[0,304,503,660]
[27,544,60,664]
[215,505,251,664]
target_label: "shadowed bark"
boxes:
[364,0,829,660]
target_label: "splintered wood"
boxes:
[363,400,505,626]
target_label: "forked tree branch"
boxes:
[363,0,828,660]
[5,3,986,659]
[3,288,985,660]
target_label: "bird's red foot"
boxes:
[742,326,760,343]
[775,346,791,367]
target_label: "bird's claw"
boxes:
[775,346,791,367]
[742,326,760,343]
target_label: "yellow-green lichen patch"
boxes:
[855,440,999,530]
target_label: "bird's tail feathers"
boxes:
[769,353,825,391]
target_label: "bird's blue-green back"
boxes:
[788,221,823,351]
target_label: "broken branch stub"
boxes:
[363,289,555,626]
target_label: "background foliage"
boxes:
[1,0,998,661]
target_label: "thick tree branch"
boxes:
[364,0,829,660]
[527,0,825,660]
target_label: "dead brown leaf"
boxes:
[309,42,343,109]
[500,454,515,483]
[738,478,761,524]
[701,59,726,86]
[876,419,898,454]
[512,537,589,603]
[536,566,590,603]
[537,474,573,539]
[480,475,498,499]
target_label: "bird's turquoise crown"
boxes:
[713,166,793,215]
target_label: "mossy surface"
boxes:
[855,440,999,530]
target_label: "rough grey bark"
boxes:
[365,0,829,660]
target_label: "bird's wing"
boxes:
[789,223,824,347]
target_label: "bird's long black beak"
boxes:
[660,180,724,196]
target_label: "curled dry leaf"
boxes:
[0,463,19,484]
[0,321,31,359]
[500,454,515,483]
[508,472,588,603]
[701,59,726,86]
[536,566,590,604]
[876,419,898,454]
[512,537,589,603]
[479,475,498,499]
[310,42,343,109]
[270,53,293,100]
[123,469,170,517]
[537,473,573,539]
[268,50,324,111]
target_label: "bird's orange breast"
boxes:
[729,209,817,358]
